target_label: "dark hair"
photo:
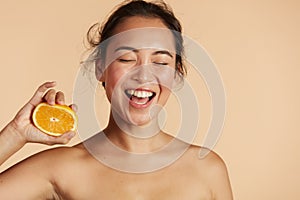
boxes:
[87,0,186,86]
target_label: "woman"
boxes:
[0,1,233,199]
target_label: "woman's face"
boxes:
[100,16,177,126]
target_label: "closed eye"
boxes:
[153,62,169,66]
[118,59,136,63]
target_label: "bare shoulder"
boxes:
[25,142,88,166]
[181,145,233,200]
[0,143,89,199]
[186,145,227,171]
[179,145,229,183]
[1,143,90,179]
[30,142,92,173]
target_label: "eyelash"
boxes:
[118,59,135,63]
[154,62,168,66]
[118,58,135,62]
[117,59,169,66]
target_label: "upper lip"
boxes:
[125,88,156,99]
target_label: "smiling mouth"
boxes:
[125,89,156,106]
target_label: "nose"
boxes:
[132,64,155,83]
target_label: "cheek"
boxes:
[105,65,128,97]
[158,86,172,105]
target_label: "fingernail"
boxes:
[72,105,78,112]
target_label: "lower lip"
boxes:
[128,96,155,109]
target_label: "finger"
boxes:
[43,89,56,105]
[69,104,78,112]
[55,91,65,105]
[29,81,56,106]
[60,131,76,142]
[45,131,76,145]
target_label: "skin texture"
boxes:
[0,17,233,200]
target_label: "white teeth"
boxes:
[126,89,154,98]
[134,91,153,98]
[127,89,134,96]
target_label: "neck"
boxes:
[103,112,172,153]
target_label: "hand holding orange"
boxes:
[32,103,78,137]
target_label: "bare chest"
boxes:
[58,166,213,200]
[56,145,215,200]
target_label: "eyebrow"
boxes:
[114,46,173,58]
[114,46,138,52]
[152,50,173,58]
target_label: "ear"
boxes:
[95,59,106,82]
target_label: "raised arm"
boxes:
[0,81,76,166]
[0,82,77,199]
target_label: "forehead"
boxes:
[107,28,176,54]
[106,16,176,53]
[113,16,168,34]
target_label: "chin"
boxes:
[127,113,153,126]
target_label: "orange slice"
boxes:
[32,103,77,136]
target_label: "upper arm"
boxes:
[0,150,59,199]
[205,152,233,200]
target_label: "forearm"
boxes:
[0,122,26,166]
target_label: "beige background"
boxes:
[0,0,299,199]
